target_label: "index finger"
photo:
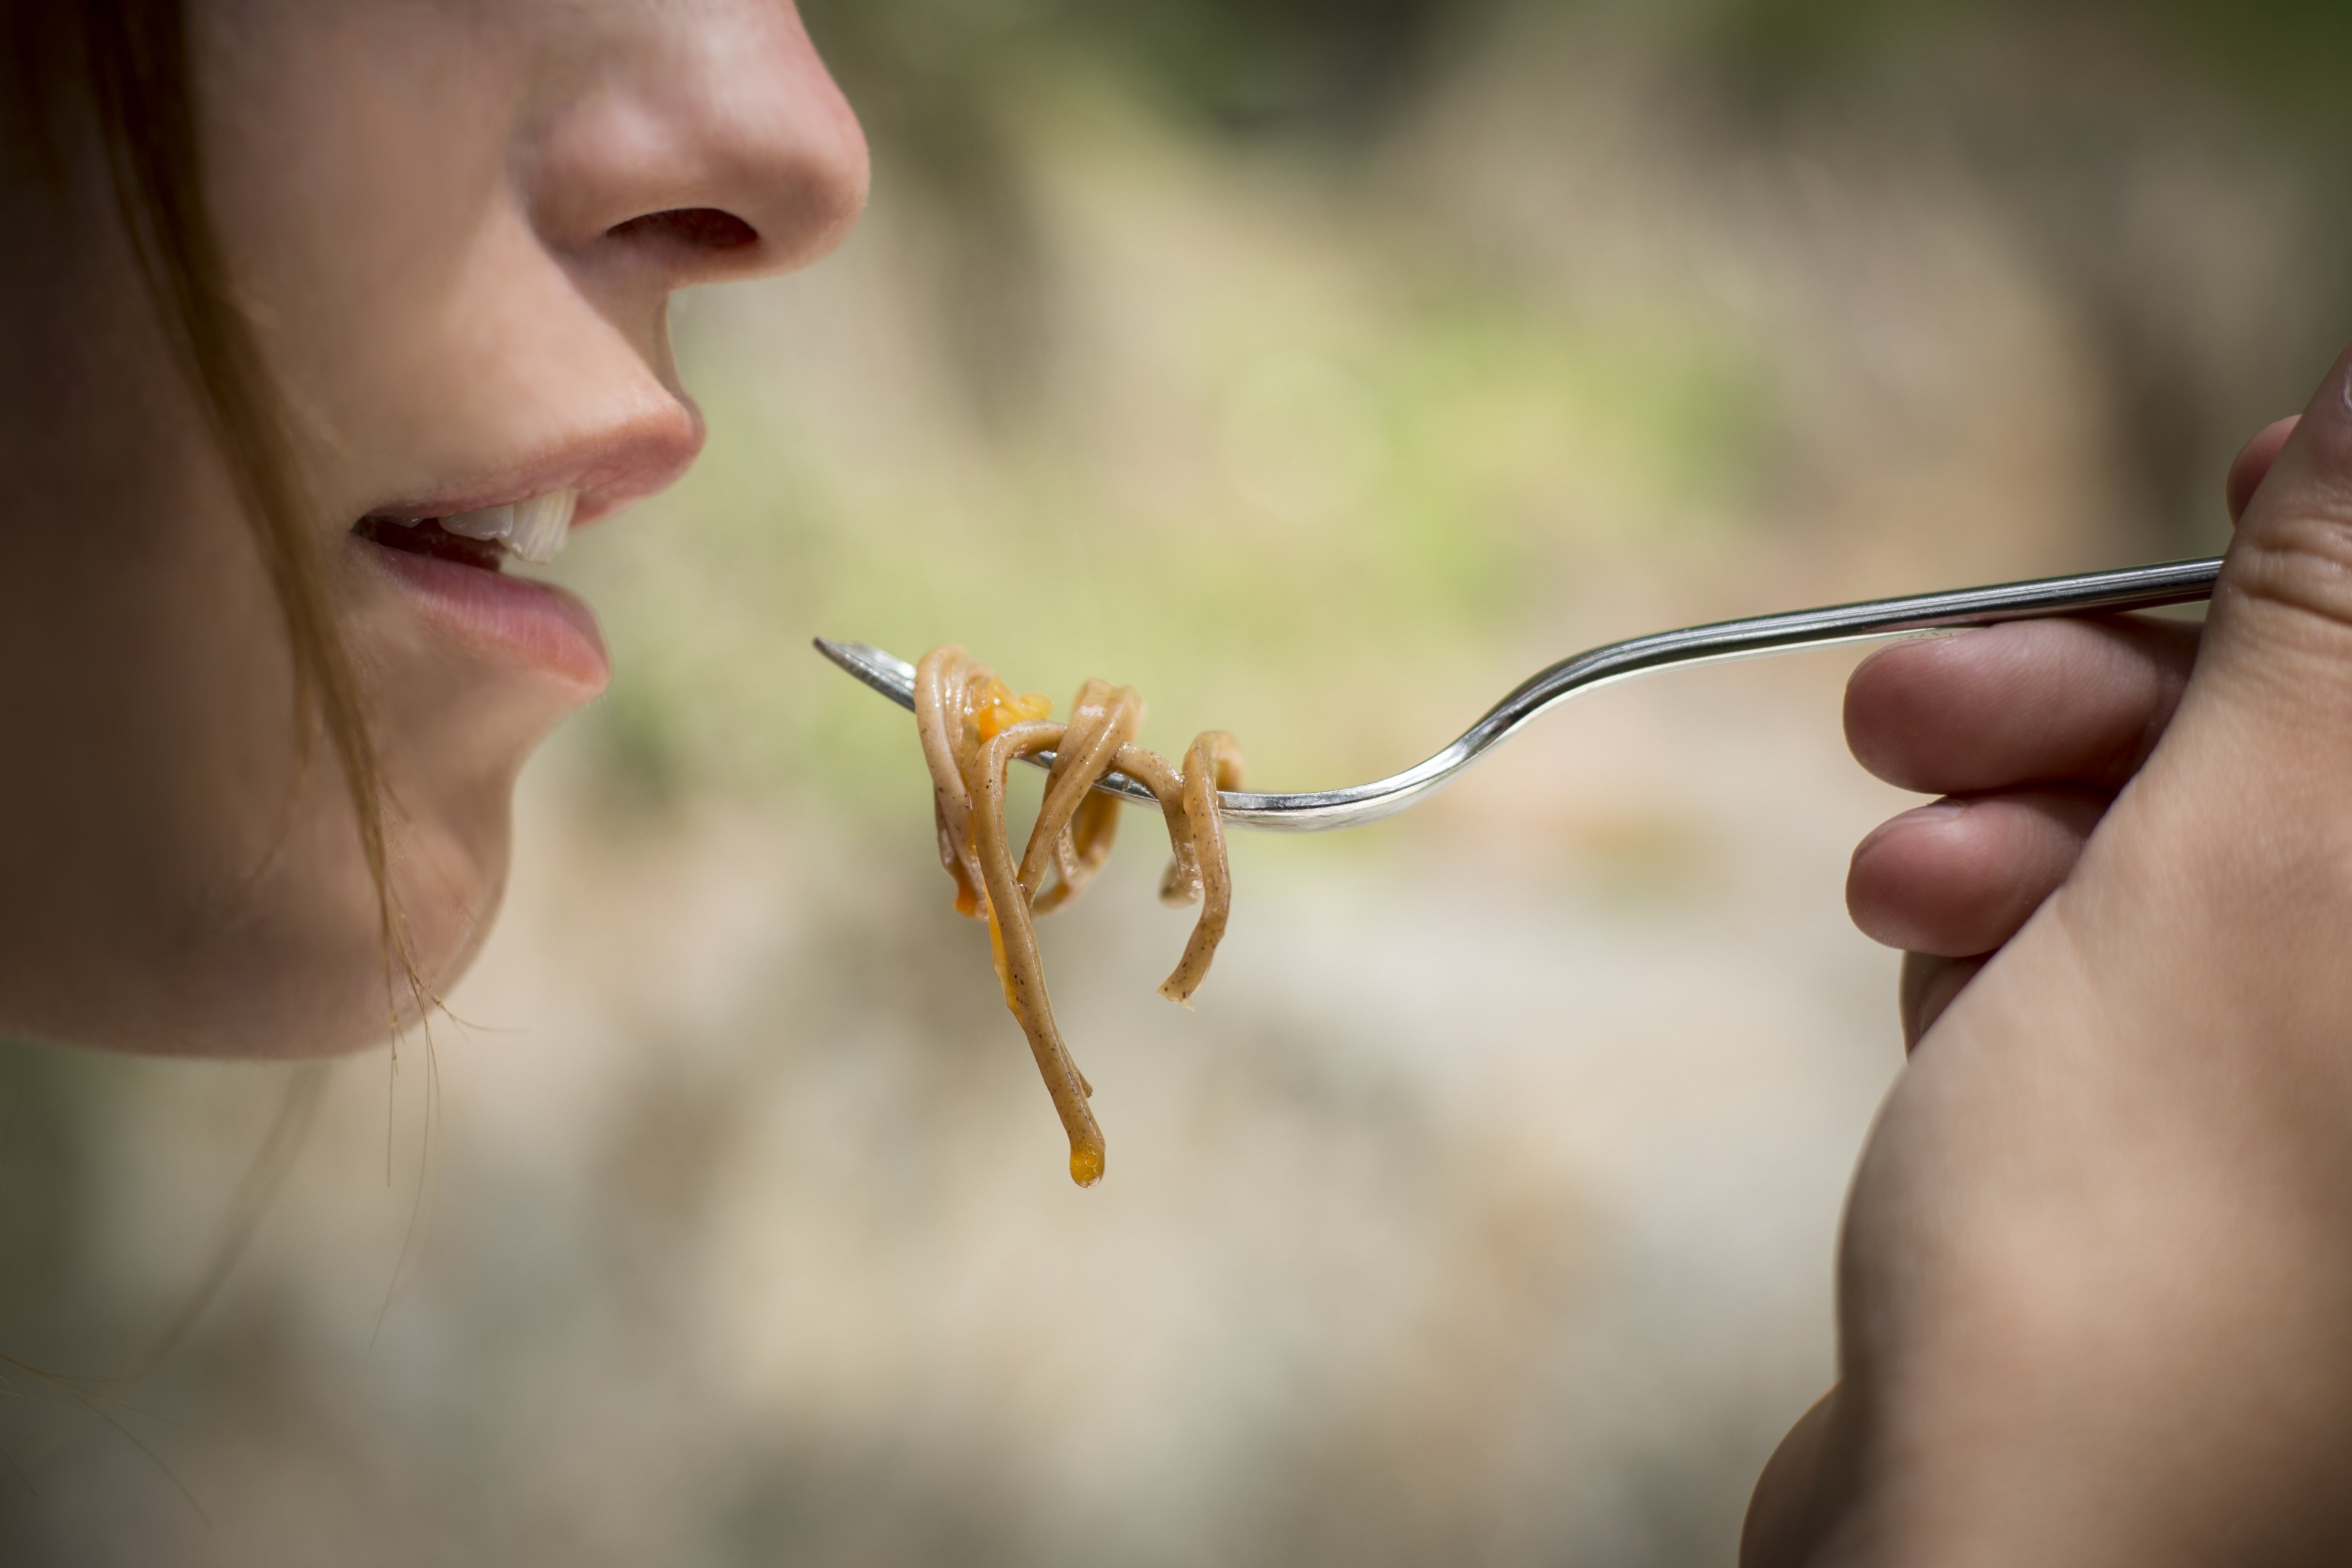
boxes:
[1845,615,2199,797]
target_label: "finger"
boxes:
[1846,616,2198,796]
[2227,416,2299,525]
[1742,1385,1842,1568]
[1848,787,2108,956]
[2201,343,2352,744]
[1901,951,1986,1053]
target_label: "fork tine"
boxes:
[814,638,1166,812]
[813,638,916,709]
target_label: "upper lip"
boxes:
[358,399,705,531]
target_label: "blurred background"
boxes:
[4,0,2347,1561]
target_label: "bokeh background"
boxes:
[4,1,2345,1561]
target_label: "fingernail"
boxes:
[1857,800,1966,856]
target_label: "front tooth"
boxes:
[507,490,579,564]
[440,502,517,543]
[439,490,580,565]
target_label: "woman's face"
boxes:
[0,1,866,1055]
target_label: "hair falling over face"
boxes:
[4,0,411,1006]
[915,646,1244,1187]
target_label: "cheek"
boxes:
[195,2,522,491]
[0,498,406,1054]
[200,5,513,337]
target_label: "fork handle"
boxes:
[1227,556,2223,832]
[1467,555,2222,758]
[1543,554,2222,685]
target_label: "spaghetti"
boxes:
[915,646,1243,1187]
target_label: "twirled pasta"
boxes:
[915,646,1243,1187]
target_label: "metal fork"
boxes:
[816,554,2221,833]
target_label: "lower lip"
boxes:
[356,536,610,692]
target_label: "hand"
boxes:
[1841,415,2299,1049]
[1746,378,2352,1566]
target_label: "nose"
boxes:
[525,1,870,289]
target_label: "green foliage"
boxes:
[1713,0,2352,119]
[804,0,1486,134]
[1054,0,1465,130]
[807,0,2352,132]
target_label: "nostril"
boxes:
[608,206,759,252]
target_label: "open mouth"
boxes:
[352,484,609,687]
[353,489,581,571]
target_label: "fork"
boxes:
[816,554,2221,833]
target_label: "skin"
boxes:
[1746,385,2352,1564]
[0,1,867,1056]
[1842,414,2298,1047]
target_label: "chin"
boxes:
[390,811,514,1034]
[168,787,516,1060]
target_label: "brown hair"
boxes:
[15,0,406,1005]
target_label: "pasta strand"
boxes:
[912,646,1241,1186]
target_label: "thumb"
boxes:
[2189,341,2352,756]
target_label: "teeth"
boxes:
[439,490,579,565]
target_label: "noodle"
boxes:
[914,646,1244,1187]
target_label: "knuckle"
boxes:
[2224,504,2352,634]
